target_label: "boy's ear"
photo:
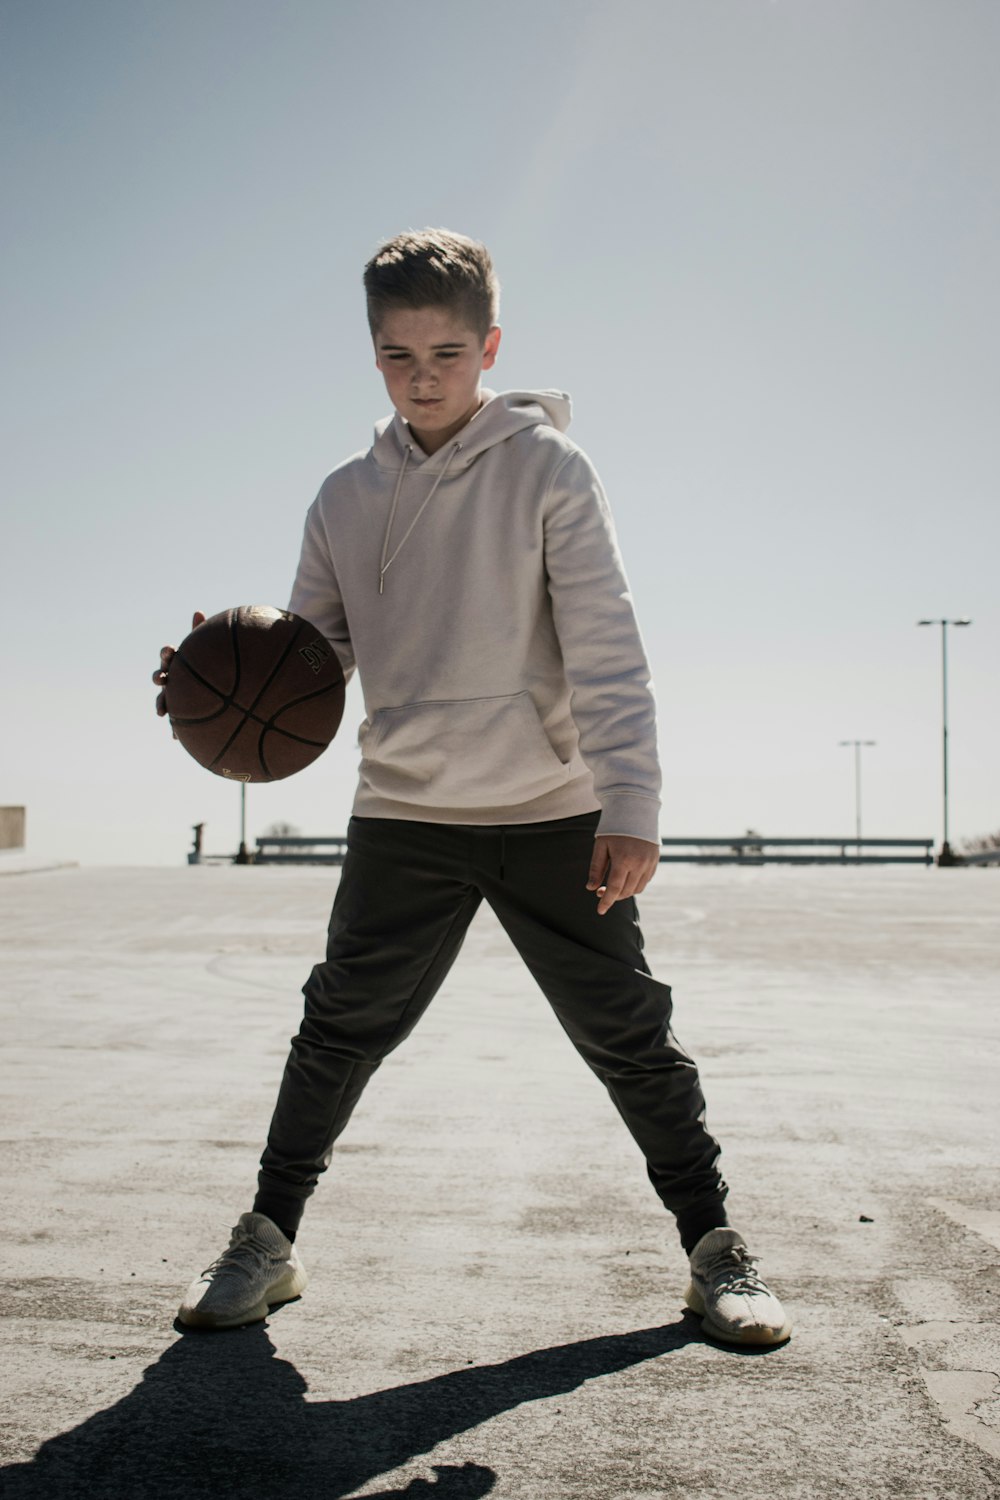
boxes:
[481,326,501,371]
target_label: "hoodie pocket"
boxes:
[360,692,571,809]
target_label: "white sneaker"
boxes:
[685,1228,791,1346]
[178,1212,307,1329]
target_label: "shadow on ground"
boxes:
[1,1318,701,1499]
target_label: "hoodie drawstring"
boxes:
[378,442,462,595]
[378,444,410,595]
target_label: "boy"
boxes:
[155,229,790,1346]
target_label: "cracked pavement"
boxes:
[1,861,999,1498]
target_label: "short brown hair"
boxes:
[364,228,500,340]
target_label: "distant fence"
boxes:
[181,830,1000,869]
[255,835,350,865]
[960,847,1000,867]
[660,837,934,865]
[245,832,936,868]
[0,807,26,851]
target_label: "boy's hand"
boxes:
[587,835,660,915]
[153,611,206,720]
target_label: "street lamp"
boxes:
[917,617,972,864]
[838,740,876,854]
[235,781,251,864]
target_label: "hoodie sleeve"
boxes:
[287,496,357,683]
[543,448,661,844]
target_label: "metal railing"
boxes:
[247,834,936,867]
[254,835,349,865]
[659,837,934,865]
[959,847,1000,867]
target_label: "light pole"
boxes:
[917,617,972,865]
[838,740,876,854]
[235,781,251,864]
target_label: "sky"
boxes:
[2,0,997,866]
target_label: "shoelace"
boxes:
[201,1227,276,1280]
[703,1245,769,1295]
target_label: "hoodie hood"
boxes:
[371,388,572,472]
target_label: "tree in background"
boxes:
[261,821,302,854]
[962,830,1000,853]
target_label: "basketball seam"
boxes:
[171,703,336,740]
[169,682,341,730]
[167,658,238,723]
[208,614,309,774]
[260,725,330,749]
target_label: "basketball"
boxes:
[166,606,345,782]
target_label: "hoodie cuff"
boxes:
[595,794,661,846]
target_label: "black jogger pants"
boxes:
[255,813,729,1252]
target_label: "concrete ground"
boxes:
[1,860,998,1499]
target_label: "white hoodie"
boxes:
[289,389,661,843]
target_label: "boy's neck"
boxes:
[407,395,485,455]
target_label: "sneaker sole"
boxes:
[684,1281,792,1347]
[178,1266,308,1330]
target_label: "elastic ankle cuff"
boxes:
[253,1186,306,1237]
[677,1206,731,1256]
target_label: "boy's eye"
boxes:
[382,349,461,363]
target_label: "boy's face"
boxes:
[374,305,501,455]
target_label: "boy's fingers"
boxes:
[594,844,626,913]
[590,836,660,914]
[595,854,644,913]
[596,874,628,914]
[586,839,610,890]
[597,871,645,914]
[154,647,175,683]
[153,616,202,720]
[154,647,173,715]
